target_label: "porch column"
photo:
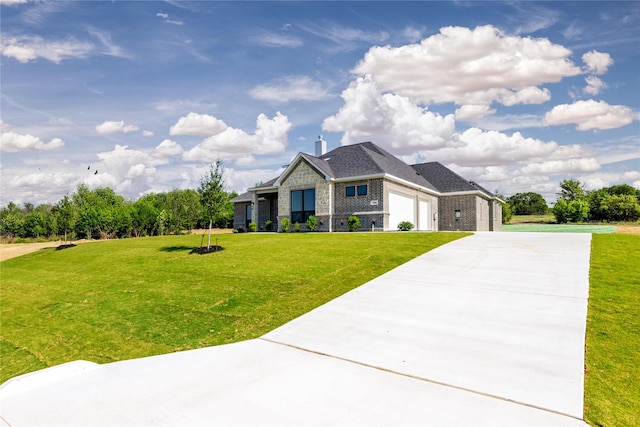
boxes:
[252,193,259,226]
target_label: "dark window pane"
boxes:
[357,185,367,196]
[291,190,302,212]
[346,186,355,197]
[304,189,315,210]
[291,212,304,223]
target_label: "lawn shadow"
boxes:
[158,245,195,253]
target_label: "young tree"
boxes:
[198,160,229,249]
[557,179,586,202]
[57,195,76,242]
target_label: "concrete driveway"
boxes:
[0,232,591,426]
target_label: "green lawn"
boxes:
[0,232,467,383]
[584,234,640,427]
[1,232,638,426]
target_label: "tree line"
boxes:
[1,162,237,240]
[501,180,640,223]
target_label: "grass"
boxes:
[510,213,556,224]
[584,234,640,427]
[0,232,467,383]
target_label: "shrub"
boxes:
[553,199,589,223]
[248,221,257,232]
[347,215,360,232]
[280,217,290,233]
[265,220,272,231]
[306,215,318,231]
[501,203,513,224]
[294,222,301,232]
[397,221,414,231]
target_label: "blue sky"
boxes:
[1,1,638,205]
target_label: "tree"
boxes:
[501,202,513,224]
[506,192,548,215]
[57,195,76,242]
[599,194,640,222]
[557,179,586,202]
[167,189,201,233]
[198,160,229,249]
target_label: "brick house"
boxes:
[232,140,503,232]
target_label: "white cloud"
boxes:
[322,76,456,154]
[429,127,590,167]
[142,130,154,137]
[169,112,228,136]
[155,139,183,158]
[455,104,496,121]
[183,112,292,163]
[1,35,93,63]
[583,76,607,95]
[251,76,332,103]
[582,50,613,75]
[95,120,140,135]
[352,25,581,110]
[251,32,302,48]
[0,129,64,152]
[156,12,183,25]
[519,158,600,175]
[544,100,634,130]
[0,0,28,4]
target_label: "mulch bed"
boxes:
[56,244,77,250]
[190,245,224,255]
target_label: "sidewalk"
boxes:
[0,232,591,426]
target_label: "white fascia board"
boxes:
[441,190,494,200]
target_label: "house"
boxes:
[232,139,503,232]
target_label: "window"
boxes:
[291,189,315,223]
[346,186,355,197]
[357,185,368,196]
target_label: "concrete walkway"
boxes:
[0,232,591,426]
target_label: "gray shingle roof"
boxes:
[318,142,439,192]
[411,162,495,197]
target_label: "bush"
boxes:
[347,215,360,232]
[294,222,301,232]
[502,203,513,224]
[265,220,272,231]
[280,217,290,233]
[397,221,414,231]
[553,199,589,223]
[248,221,257,232]
[306,215,318,231]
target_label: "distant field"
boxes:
[0,232,467,383]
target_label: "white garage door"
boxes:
[419,200,431,231]
[389,192,415,231]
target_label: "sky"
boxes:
[1,1,639,206]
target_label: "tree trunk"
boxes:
[207,218,212,249]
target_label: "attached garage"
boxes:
[388,191,415,231]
